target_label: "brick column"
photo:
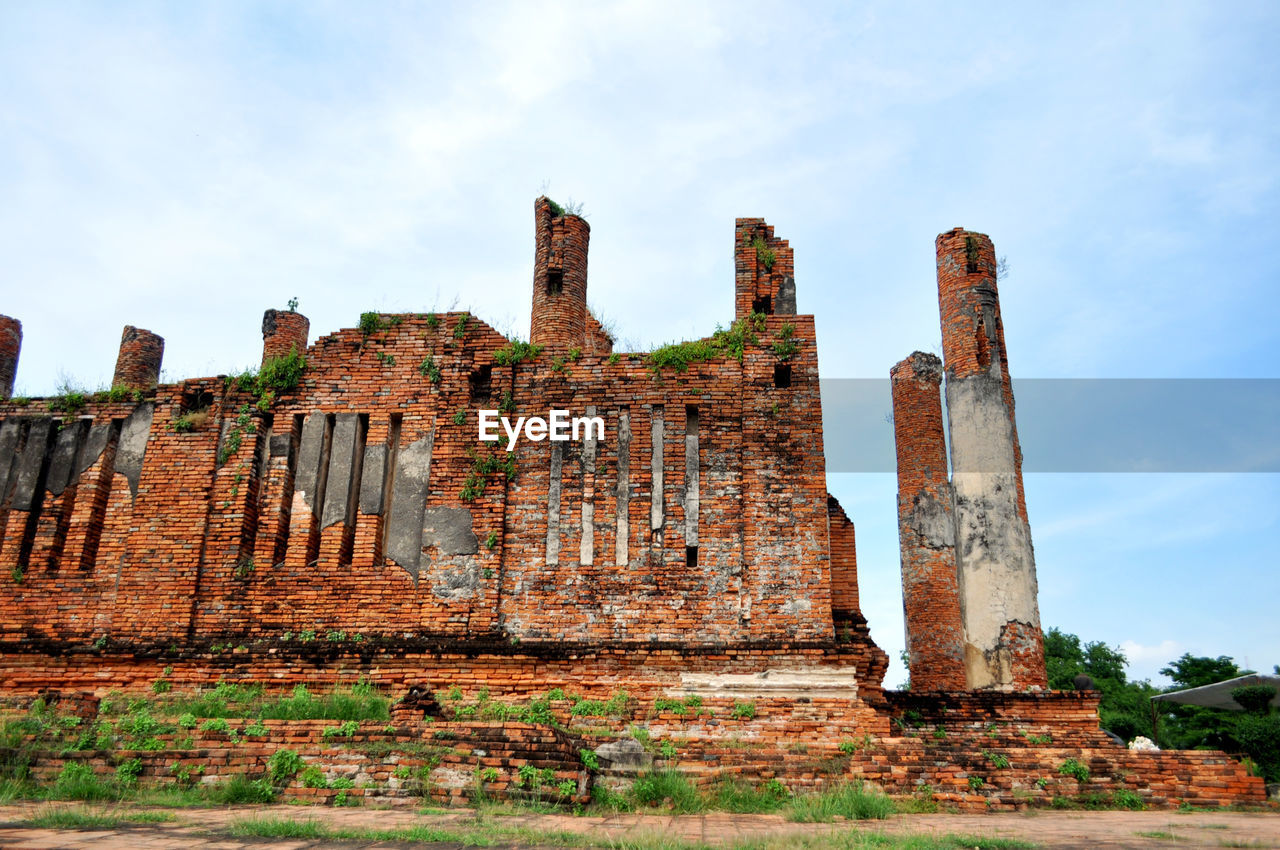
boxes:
[936,228,1046,690]
[529,196,589,354]
[261,309,309,365]
[891,351,966,691]
[0,316,20,399]
[734,219,795,320]
[112,326,164,391]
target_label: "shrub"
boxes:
[1112,788,1145,810]
[267,749,304,786]
[1058,758,1090,783]
[115,758,143,786]
[213,774,276,804]
[51,762,118,801]
[786,781,894,822]
[301,766,328,789]
[731,700,756,720]
[358,312,386,336]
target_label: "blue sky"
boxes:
[2,1,1276,687]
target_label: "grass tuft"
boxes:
[786,780,895,822]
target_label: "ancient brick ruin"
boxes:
[0,200,1263,809]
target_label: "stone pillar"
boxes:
[112,326,164,391]
[0,316,20,399]
[936,228,1046,690]
[261,309,309,366]
[891,351,967,691]
[529,196,590,353]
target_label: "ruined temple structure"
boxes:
[0,199,1263,809]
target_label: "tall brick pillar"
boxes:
[891,351,967,691]
[936,228,1046,690]
[0,315,20,399]
[734,219,795,320]
[529,196,589,353]
[261,309,309,365]
[112,326,164,391]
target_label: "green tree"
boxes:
[1043,628,1158,742]
[1160,654,1247,689]
[1156,654,1251,752]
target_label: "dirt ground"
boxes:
[0,802,1276,849]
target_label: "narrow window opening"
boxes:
[773,364,792,388]
[752,294,772,315]
[546,269,564,296]
[686,546,698,568]
[469,365,492,402]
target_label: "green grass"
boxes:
[25,807,123,829]
[631,769,704,813]
[1135,831,1185,841]
[162,681,388,722]
[229,815,328,839]
[786,781,895,822]
[23,806,177,829]
[710,779,790,813]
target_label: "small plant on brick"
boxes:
[579,748,600,771]
[359,312,387,337]
[115,757,143,786]
[258,346,306,395]
[659,739,677,761]
[498,389,515,414]
[452,409,466,426]
[607,352,620,365]
[201,717,233,735]
[1058,758,1090,783]
[772,323,800,361]
[1112,788,1145,810]
[418,353,441,383]
[932,728,947,740]
[983,750,1010,769]
[485,530,499,550]
[301,765,329,788]
[452,312,470,340]
[323,720,360,739]
[373,350,395,366]
[730,700,756,720]
[968,775,984,790]
[460,446,518,502]
[233,556,255,581]
[287,296,299,312]
[493,339,544,366]
[653,698,688,717]
[751,235,777,271]
[646,312,766,375]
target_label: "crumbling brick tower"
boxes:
[890,351,967,691]
[894,228,1045,691]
